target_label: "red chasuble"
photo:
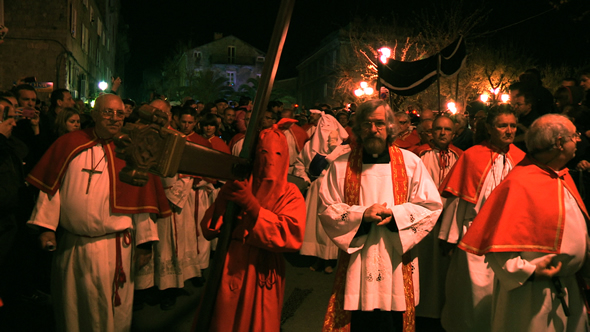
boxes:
[440,141,525,204]
[458,157,590,255]
[26,128,171,217]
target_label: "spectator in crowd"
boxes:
[122,98,138,124]
[54,107,81,137]
[512,87,540,152]
[580,68,590,107]
[393,111,420,150]
[451,113,474,151]
[200,113,230,154]
[46,89,76,137]
[234,96,252,133]
[220,107,237,144]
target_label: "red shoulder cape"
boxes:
[288,123,309,152]
[415,143,463,158]
[394,129,420,149]
[228,133,245,152]
[440,141,525,204]
[458,157,589,255]
[187,132,212,147]
[26,128,172,217]
[208,136,231,154]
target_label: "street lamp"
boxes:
[500,93,510,103]
[447,101,457,114]
[354,81,374,97]
[98,81,108,91]
[378,47,392,64]
[480,93,490,103]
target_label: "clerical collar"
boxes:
[362,148,390,164]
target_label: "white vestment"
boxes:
[135,175,201,290]
[319,148,442,311]
[439,153,514,332]
[414,148,459,318]
[231,137,244,157]
[487,187,589,332]
[28,144,158,332]
[283,129,299,174]
[294,115,349,260]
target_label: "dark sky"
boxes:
[121,0,589,93]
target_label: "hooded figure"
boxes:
[293,114,350,272]
[197,125,306,332]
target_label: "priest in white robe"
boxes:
[318,100,442,331]
[26,94,169,332]
[459,114,590,332]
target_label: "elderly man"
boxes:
[459,114,589,331]
[413,115,463,323]
[319,99,442,331]
[26,94,170,331]
[438,105,525,332]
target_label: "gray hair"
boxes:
[417,119,433,133]
[352,99,397,144]
[525,114,571,153]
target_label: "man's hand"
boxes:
[577,160,590,171]
[219,180,260,217]
[111,76,122,93]
[135,247,152,270]
[363,202,393,226]
[533,255,562,280]
[39,231,56,251]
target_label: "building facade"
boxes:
[0,0,122,101]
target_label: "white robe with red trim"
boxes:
[27,144,158,332]
[414,148,459,318]
[487,187,589,332]
[438,153,515,332]
[318,149,442,311]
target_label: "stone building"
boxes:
[0,0,123,101]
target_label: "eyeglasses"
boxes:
[100,108,125,119]
[567,132,581,141]
[360,120,387,130]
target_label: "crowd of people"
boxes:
[1,67,590,332]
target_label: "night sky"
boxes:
[121,0,589,96]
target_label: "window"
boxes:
[256,56,265,62]
[89,7,94,25]
[228,46,235,64]
[193,51,202,64]
[106,37,110,51]
[70,6,77,38]
[227,71,236,86]
[81,25,88,52]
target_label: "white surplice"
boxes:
[487,187,589,332]
[414,148,459,318]
[439,152,514,332]
[28,144,158,332]
[318,149,442,311]
[135,175,201,290]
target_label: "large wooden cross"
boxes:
[113,1,296,330]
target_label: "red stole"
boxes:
[459,157,590,255]
[440,141,525,204]
[26,128,171,217]
[323,145,415,332]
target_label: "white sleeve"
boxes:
[487,252,538,291]
[133,213,159,245]
[27,190,61,231]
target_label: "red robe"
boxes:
[459,157,590,255]
[394,129,420,150]
[440,141,526,204]
[195,126,306,332]
[26,127,171,217]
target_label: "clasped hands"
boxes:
[362,202,393,226]
[219,179,261,218]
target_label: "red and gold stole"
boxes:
[322,144,414,332]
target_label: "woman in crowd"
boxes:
[54,107,80,137]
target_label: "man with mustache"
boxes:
[318,99,442,331]
[438,105,525,332]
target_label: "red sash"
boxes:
[322,145,414,332]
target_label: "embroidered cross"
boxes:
[341,212,349,221]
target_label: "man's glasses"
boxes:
[360,121,387,130]
[100,109,125,119]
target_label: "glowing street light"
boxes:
[379,47,392,64]
[500,93,510,103]
[354,82,374,97]
[447,102,457,114]
[480,93,490,103]
[98,81,108,91]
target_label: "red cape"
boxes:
[285,123,309,152]
[458,157,589,255]
[208,135,231,154]
[228,132,245,152]
[186,132,212,148]
[440,141,525,204]
[414,143,463,158]
[394,129,420,150]
[26,128,172,217]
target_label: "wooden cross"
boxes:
[81,167,102,194]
